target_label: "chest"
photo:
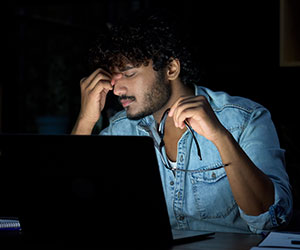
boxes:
[163,127,187,162]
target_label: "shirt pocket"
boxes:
[189,164,237,219]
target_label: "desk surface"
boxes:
[171,232,263,250]
[1,231,263,249]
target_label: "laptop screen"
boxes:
[0,134,173,247]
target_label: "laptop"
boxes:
[0,134,213,248]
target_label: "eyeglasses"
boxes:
[157,108,229,173]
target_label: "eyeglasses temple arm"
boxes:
[184,120,202,161]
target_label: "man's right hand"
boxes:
[72,68,122,135]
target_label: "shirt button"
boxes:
[180,155,184,162]
[178,215,185,221]
[170,181,174,186]
[211,172,216,179]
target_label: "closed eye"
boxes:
[124,72,136,78]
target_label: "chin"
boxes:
[126,108,152,121]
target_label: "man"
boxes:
[72,11,292,233]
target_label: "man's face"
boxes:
[112,61,171,120]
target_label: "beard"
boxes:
[119,70,171,120]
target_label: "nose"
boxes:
[111,73,126,96]
[110,73,123,86]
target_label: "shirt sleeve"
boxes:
[99,126,111,135]
[238,107,293,233]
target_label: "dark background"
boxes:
[1,0,299,225]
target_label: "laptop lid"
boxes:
[0,134,213,247]
[0,134,174,247]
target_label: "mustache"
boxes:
[118,95,136,102]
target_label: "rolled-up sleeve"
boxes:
[238,107,293,233]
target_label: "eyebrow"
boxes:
[120,66,135,72]
[111,65,136,75]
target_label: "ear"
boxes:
[167,59,180,81]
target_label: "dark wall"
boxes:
[1,1,299,209]
[2,1,295,130]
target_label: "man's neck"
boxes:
[153,82,194,123]
[154,81,193,162]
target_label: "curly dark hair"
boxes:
[89,10,201,87]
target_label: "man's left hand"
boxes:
[168,95,228,144]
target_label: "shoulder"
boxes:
[109,110,129,124]
[195,85,271,134]
[100,110,140,135]
[195,85,263,114]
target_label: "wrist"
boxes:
[71,117,96,135]
[211,128,233,149]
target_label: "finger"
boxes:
[168,95,197,117]
[80,77,87,84]
[81,68,111,88]
[91,68,112,80]
[86,72,112,91]
[170,95,208,117]
[168,97,185,117]
[80,69,101,87]
[100,87,110,106]
[169,96,196,125]
[111,73,123,87]
[176,106,200,129]
[174,103,200,129]
[177,96,202,107]
[173,96,208,128]
[91,80,113,93]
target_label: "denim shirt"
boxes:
[100,85,292,234]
